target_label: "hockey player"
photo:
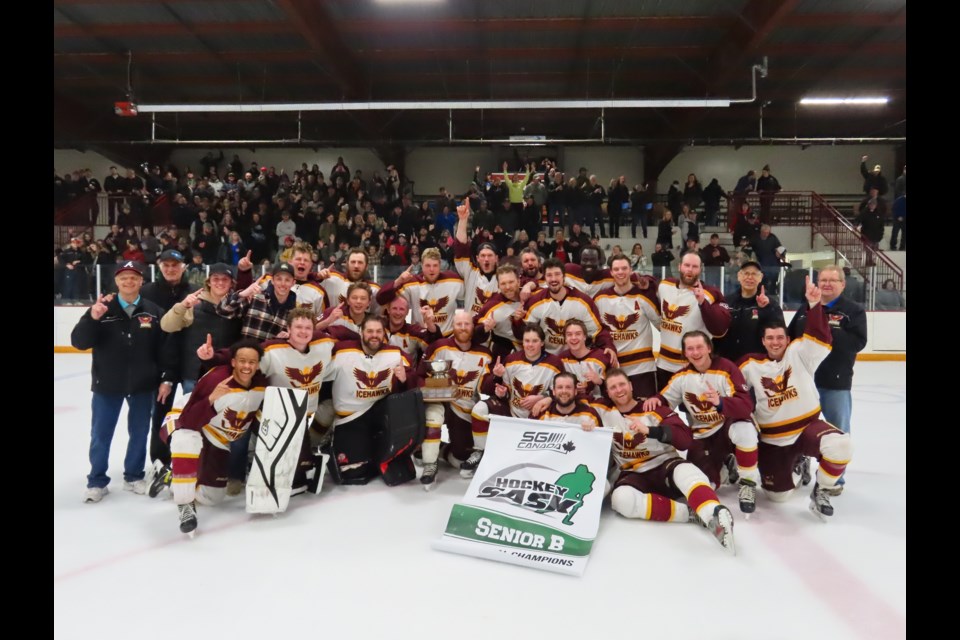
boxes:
[165,339,268,535]
[454,200,500,314]
[326,315,414,484]
[557,319,612,399]
[594,368,735,554]
[384,296,441,367]
[739,277,853,520]
[376,247,464,336]
[473,264,525,361]
[644,331,758,515]
[315,281,374,340]
[464,324,563,477]
[520,258,615,357]
[655,252,731,386]
[596,254,661,400]
[534,372,602,429]
[315,247,382,313]
[416,310,493,489]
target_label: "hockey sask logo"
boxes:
[517,431,576,454]
[476,463,596,526]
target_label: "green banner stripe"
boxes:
[443,504,594,557]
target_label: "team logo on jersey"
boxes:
[426,296,451,325]
[471,287,492,313]
[221,407,256,440]
[603,311,640,341]
[828,313,843,327]
[476,463,596,527]
[353,367,392,399]
[285,362,324,395]
[137,316,153,329]
[612,431,651,464]
[761,367,799,408]
[661,301,691,335]
[450,369,481,399]
[683,392,722,425]
[544,317,567,346]
[511,379,545,409]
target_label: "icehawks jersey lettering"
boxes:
[657,358,754,439]
[595,285,660,376]
[473,293,523,348]
[319,269,381,314]
[564,264,616,298]
[328,343,410,426]
[419,338,493,420]
[259,337,336,417]
[590,400,687,474]
[739,304,833,446]
[173,366,268,451]
[656,278,731,374]
[257,273,327,317]
[558,348,611,399]
[538,400,601,429]
[490,352,564,419]
[378,272,464,336]
[522,287,607,355]
[454,239,500,314]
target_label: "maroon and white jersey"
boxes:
[387,321,441,366]
[377,271,464,336]
[656,357,754,439]
[454,239,500,315]
[485,351,564,420]
[521,287,609,355]
[590,399,688,474]
[317,304,364,342]
[656,278,731,374]
[564,264,615,298]
[328,342,411,426]
[319,269,381,314]
[173,365,268,451]
[595,285,661,377]
[473,293,524,348]
[259,336,336,417]
[538,400,602,429]
[739,303,833,446]
[418,338,493,421]
[257,273,327,317]
[558,347,612,399]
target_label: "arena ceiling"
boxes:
[54,0,906,171]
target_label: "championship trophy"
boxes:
[422,359,457,402]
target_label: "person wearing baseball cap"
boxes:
[713,259,784,363]
[71,256,174,504]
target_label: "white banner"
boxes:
[433,415,612,576]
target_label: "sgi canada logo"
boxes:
[517,431,577,454]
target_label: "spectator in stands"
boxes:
[122,238,146,263]
[567,222,591,263]
[651,242,675,278]
[890,193,906,251]
[104,166,123,224]
[751,224,786,292]
[140,227,160,264]
[860,155,889,195]
[733,204,760,246]
[382,243,403,267]
[683,173,703,214]
[702,178,724,228]
[681,205,699,244]
[606,245,626,267]
[534,231,551,258]
[701,233,731,268]
[193,222,220,264]
[630,183,652,239]
[840,266,865,303]
[682,238,700,257]
[657,209,677,249]
[894,164,906,199]
[608,176,630,239]
[551,230,569,263]
[667,180,683,222]
[756,164,782,224]
[731,170,756,232]
[875,279,905,310]
[629,243,647,273]
[856,198,884,253]
[735,236,755,268]
[223,231,246,266]
[59,237,86,304]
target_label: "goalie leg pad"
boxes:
[378,390,426,486]
[246,387,310,514]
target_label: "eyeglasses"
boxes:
[818,278,843,284]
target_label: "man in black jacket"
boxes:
[788,265,867,492]
[141,249,192,475]
[715,261,784,362]
[71,261,175,503]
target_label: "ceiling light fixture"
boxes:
[799,97,890,106]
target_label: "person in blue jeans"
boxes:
[787,265,867,493]
[70,261,175,503]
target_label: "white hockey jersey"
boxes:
[656,278,730,374]
[591,399,683,474]
[259,337,336,418]
[328,343,410,426]
[522,287,607,355]
[420,338,493,421]
[595,285,660,376]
